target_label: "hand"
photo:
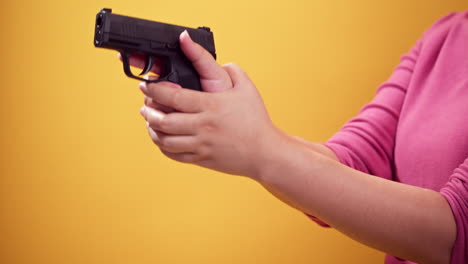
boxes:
[120,30,233,113]
[136,31,282,177]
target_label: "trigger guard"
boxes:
[119,51,179,85]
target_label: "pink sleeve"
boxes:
[306,41,420,227]
[322,10,462,178]
[307,12,459,227]
[324,41,420,179]
[323,12,459,181]
[440,159,468,264]
[306,12,467,263]
[306,32,421,227]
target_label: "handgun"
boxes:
[94,8,216,91]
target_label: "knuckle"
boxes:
[224,62,242,73]
[148,120,161,133]
[146,83,157,96]
[192,45,206,63]
[204,97,219,112]
[195,145,211,162]
[157,117,170,131]
[183,155,198,163]
[160,149,177,161]
[203,123,216,133]
[199,116,216,133]
[147,120,155,130]
[156,134,170,148]
[147,118,158,129]
[169,152,196,164]
[170,89,184,110]
[187,117,196,132]
[193,94,203,110]
[192,116,203,131]
[150,133,160,145]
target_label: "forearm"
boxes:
[135,29,458,264]
[289,134,339,162]
[254,131,456,264]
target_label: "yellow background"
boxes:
[1,1,466,263]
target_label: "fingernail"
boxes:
[146,107,164,121]
[180,30,191,41]
[139,81,147,93]
[140,106,146,118]
[147,125,159,141]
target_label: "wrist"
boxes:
[247,125,295,182]
[251,128,330,186]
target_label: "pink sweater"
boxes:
[317,11,468,264]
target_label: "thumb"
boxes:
[179,30,231,90]
[222,63,252,89]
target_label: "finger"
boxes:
[222,63,251,88]
[145,107,197,135]
[147,82,205,113]
[147,122,159,142]
[153,133,198,154]
[139,80,181,97]
[140,105,167,120]
[118,53,162,75]
[179,31,230,83]
[145,96,176,113]
[147,123,195,154]
[147,123,172,149]
[160,149,199,164]
[143,76,177,113]
[140,106,146,118]
[142,105,164,123]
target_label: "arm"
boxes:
[440,160,468,264]
[140,75,456,263]
[289,135,338,161]
[130,29,458,263]
[257,134,456,264]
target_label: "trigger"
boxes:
[140,56,155,76]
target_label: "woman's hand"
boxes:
[134,31,283,177]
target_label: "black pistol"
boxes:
[94,8,216,91]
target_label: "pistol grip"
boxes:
[167,55,202,91]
